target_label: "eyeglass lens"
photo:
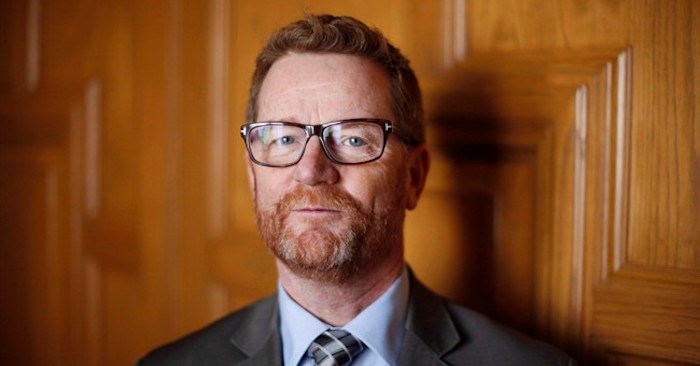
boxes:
[247,121,385,166]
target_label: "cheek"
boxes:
[342,160,407,211]
[254,171,290,207]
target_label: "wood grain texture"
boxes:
[626,0,699,269]
[417,52,632,355]
[592,275,700,362]
[455,2,699,363]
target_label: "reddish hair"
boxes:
[247,14,424,145]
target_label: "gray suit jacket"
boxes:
[139,276,575,365]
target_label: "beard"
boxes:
[255,184,404,284]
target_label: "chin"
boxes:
[273,232,369,284]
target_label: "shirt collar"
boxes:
[278,267,410,366]
[278,284,328,366]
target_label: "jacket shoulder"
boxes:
[406,275,574,365]
[137,294,277,366]
[442,301,574,365]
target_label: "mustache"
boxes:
[275,186,364,214]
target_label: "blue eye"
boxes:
[276,136,296,145]
[345,137,366,147]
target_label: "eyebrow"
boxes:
[256,116,384,124]
[256,116,300,123]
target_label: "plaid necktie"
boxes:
[307,329,365,366]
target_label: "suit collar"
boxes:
[224,273,461,366]
[399,273,461,366]
[229,294,282,366]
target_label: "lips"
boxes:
[271,186,361,220]
[294,206,340,212]
[291,206,342,215]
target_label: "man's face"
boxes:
[249,53,418,283]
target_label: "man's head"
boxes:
[247,14,425,146]
[243,15,429,284]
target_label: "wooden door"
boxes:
[1,0,189,364]
[1,1,697,365]
[409,2,699,364]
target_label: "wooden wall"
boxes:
[0,0,697,365]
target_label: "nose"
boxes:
[292,137,339,186]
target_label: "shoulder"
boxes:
[407,276,575,365]
[137,294,277,366]
[442,301,574,365]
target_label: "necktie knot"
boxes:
[307,329,365,366]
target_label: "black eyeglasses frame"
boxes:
[240,118,394,167]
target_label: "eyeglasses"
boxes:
[240,118,393,167]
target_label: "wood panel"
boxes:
[407,50,631,351]
[0,91,79,366]
[454,1,700,364]
[626,0,699,269]
[1,0,175,365]
[0,151,64,365]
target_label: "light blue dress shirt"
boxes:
[278,267,410,366]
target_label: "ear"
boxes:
[405,145,430,210]
[245,154,257,202]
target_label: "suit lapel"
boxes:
[228,294,283,366]
[222,275,460,366]
[398,275,461,366]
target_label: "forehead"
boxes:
[257,53,394,123]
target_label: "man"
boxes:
[140,14,575,366]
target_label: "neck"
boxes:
[278,255,404,327]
